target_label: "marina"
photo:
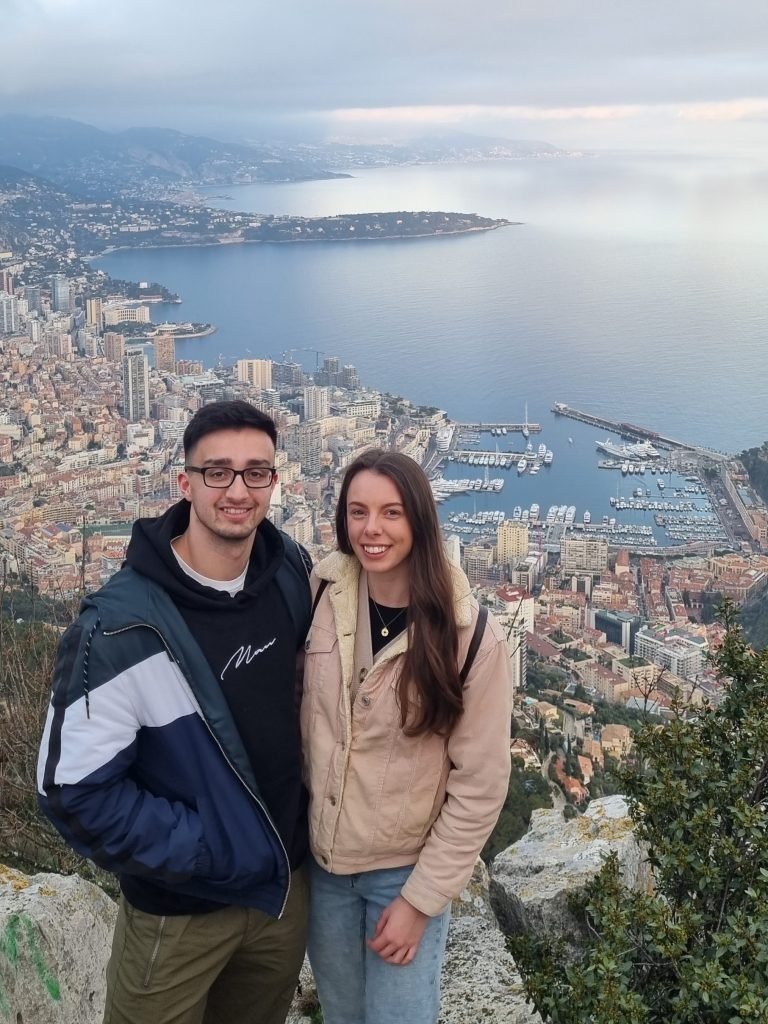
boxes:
[431,406,736,554]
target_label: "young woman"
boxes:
[301,449,513,1024]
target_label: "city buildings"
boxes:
[153,334,176,374]
[122,350,150,422]
[0,292,19,334]
[560,535,609,575]
[236,358,273,389]
[634,625,708,681]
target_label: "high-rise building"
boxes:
[496,521,529,568]
[0,292,19,334]
[122,350,150,422]
[303,386,330,421]
[104,332,125,362]
[272,360,305,388]
[51,274,72,313]
[153,334,176,373]
[462,544,494,586]
[340,364,361,390]
[0,269,13,293]
[85,297,103,330]
[560,536,609,575]
[24,285,42,313]
[236,358,272,389]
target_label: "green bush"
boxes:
[510,603,768,1023]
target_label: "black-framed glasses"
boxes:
[185,466,276,489]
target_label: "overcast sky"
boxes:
[2,0,768,152]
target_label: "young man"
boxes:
[37,401,312,1024]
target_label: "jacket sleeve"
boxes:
[400,618,513,917]
[37,618,212,882]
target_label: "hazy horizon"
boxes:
[2,1,768,156]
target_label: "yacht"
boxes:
[544,450,554,465]
[545,505,558,524]
[538,443,547,458]
[517,458,527,474]
[521,509,530,522]
[522,403,530,439]
[583,510,591,524]
[530,503,540,520]
[529,464,539,475]
[512,506,522,520]
[565,505,576,524]
[501,427,507,435]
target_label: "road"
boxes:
[541,752,566,812]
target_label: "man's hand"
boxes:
[367,895,430,965]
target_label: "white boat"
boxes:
[545,505,557,524]
[621,461,629,474]
[568,437,573,444]
[544,450,554,465]
[517,458,527,474]
[513,506,522,520]
[521,509,530,522]
[529,465,539,475]
[502,427,507,435]
[565,505,576,523]
[538,443,547,458]
[530,503,540,520]
[522,403,529,439]
[583,510,591,524]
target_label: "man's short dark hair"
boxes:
[183,400,277,458]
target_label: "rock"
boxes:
[439,859,540,1023]
[0,863,117,1024]
[489,795,649,952]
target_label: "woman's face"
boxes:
[345,470,414,579]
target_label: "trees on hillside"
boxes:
[510,604,768,1023]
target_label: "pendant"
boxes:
[381,627,389,637]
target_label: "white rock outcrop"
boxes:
[438,858,540,1024]
[0,864,117,1024]
[489,795,649,951]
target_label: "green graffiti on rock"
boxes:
[0,912,61,1018]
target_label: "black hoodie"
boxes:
[125,502,308,888]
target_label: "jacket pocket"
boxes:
[303,625,338,692]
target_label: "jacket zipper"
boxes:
[103,622,292,916]
[143,916,166,987]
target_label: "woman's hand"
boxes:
[367,895,430,965]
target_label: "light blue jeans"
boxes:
[308,858,451,1024]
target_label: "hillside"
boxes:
[0,115,349,195]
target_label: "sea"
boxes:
[97,153,768,542]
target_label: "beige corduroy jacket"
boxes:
[301,551,513,917]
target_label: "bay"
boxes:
[97,155,768,541]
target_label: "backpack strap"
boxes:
[459,604,488,684]
[311,578,329,621]
[276,534,313,641]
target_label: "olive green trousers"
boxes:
[103,865,308,1024]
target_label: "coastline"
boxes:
[93,221,519,258]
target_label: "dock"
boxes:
[552,403,729,462]
[455,421,542,435]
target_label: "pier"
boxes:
[552,403,729,462]
[455,421,542,435]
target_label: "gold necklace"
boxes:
[370,598,407,638]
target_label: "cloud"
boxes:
[1,0,768,147]
[329,98,768,127]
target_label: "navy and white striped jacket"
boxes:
[37,563,303,918]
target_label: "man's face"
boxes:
[179,428,277,545]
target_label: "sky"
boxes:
[2,0,768,153]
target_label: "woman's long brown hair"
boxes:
[335,449,463,737]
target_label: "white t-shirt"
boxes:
[171,542,247,597]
